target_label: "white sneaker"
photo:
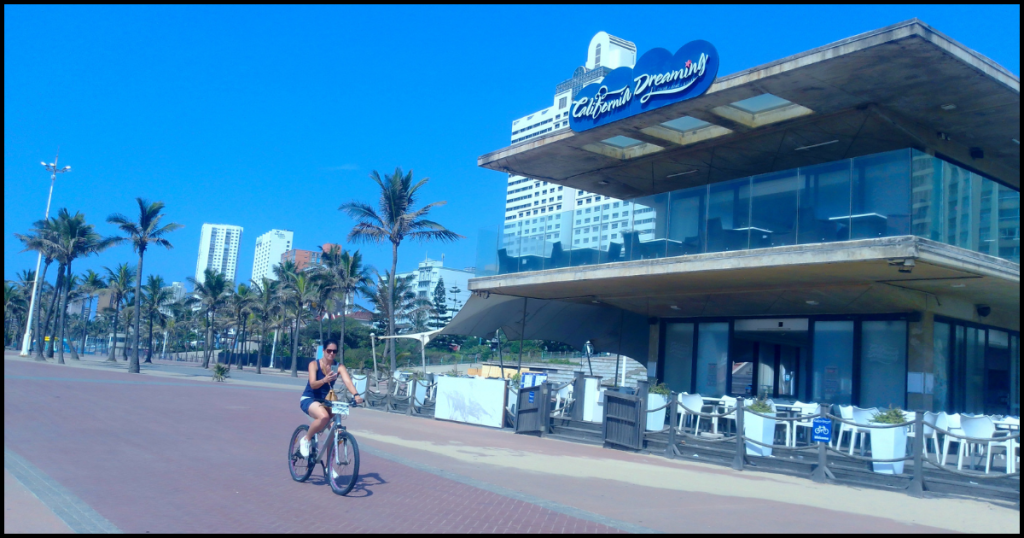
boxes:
[299,437,310,458]
[331,468,339,480]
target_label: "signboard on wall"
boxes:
[570,40,720,132]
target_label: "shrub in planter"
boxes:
[744,398,776,457]
[869,406,909,475]
[646,383,670,432]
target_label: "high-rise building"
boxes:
[503,32,639,257]
[194,224,243,285]
[252,229,293,283]
[397,257,474,315]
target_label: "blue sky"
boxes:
[5,5,1020,295]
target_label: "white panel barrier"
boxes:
[435,376,507,428]
[582,378,604,423]
[351,374,368,395]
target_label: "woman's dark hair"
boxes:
[323,338,340,350]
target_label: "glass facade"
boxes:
[654,316,1016,413]
[493,149,1020,274]
[935,319,1021,415]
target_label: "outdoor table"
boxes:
[702,397,725,434]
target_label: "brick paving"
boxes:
[3,358,619,534]
[4,354,1018,534]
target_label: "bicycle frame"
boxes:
[310,403,353,471]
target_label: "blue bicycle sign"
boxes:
[811,418,832,443]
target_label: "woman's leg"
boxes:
[304,402,330,442]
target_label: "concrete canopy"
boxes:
[479,20,1021,195]
[468,236,1020,331]
[440,293,650,360]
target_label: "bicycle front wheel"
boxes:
[288,425,315,482]
[326,431,360,496]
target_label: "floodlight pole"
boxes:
[20,155,69,356]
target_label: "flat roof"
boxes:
[479,20,1020,195]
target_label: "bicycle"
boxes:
[288,399,360,496]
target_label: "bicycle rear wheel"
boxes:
[326,431,360,496]
[288,425,315,482]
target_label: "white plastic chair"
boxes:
[677,393,707,435]
[958,416,1015,474]
[921,412,940,456]
[712,396,738,435]
[938,412,964,466]
[763,400,791,449]
[791,402,822,447]
[902,411,918,455]
[846,407,878,455]
[833,406,867,454]
[553,384,573,417]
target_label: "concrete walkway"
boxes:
[4,351,1019,533]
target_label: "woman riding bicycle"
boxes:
[298,339,363,458]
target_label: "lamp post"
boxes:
[20,157,71,356]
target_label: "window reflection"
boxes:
[751,171,799,247]
[851,151,911,239]
[798,161,851,244]
[707,177,751,253]
[493,150,1019,274]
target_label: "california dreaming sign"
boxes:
[570,40,720,132]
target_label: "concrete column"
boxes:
[907,311,934,412]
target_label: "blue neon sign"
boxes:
[569,40,720,132]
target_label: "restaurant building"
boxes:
[453,20,1020,416]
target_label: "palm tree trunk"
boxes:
[389,242,398,373]
[239,318,248,370]
[57,261,74,364]
[129,254,145,373]
[256,326,264,374]
[202,310,213,369]
[290,314,300,377]
[318,312,323,347]
[340,304,348,368]
[45,264,66,360]
[145,312,154,363]
[107,301,120,362]
[32,261,52,360]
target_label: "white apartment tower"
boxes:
[503,32,638,257]
[194,224,243,285]
[251,229,293,283]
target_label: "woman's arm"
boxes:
[308,361,332,389]
[337,365,362,402]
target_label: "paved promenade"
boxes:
[4,352,1019,534]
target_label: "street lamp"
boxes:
[20,156,71,356]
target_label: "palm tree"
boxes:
[108,198,182,374]
[77,270,106,354]
[15,217,61,360]
[141,275,171,364]
[5,282,28,348]
[226,283,253,370]
[47,209,114,364]
[357,270,425,361]
[250,277,282,375]
[103,263,137,362]
[188,268,230,369]
[340,167,462,372]
[284,273,319,377]
[318,247,370,367]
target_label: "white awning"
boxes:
[440,294,649,360]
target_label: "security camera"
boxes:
[976,305,991,318]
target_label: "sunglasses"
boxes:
[325,349,338,354]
